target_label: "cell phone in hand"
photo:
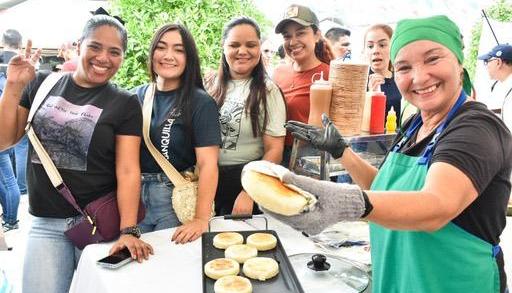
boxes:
[97,247,133,269]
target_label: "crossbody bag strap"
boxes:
[142,83,188,187]
[26,73,64,124]
[25,73,86,215]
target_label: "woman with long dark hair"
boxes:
[133,24,220,243]
[272,4,333,166]
[207,17,286,215]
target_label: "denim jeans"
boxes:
[0,149,20,225]
[139,173,180,233]
[215,163,262,216]
[13,135,28,194]
[22,216,83,293]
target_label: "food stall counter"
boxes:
[69,217,370,293]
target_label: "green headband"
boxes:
[390,15,472,95]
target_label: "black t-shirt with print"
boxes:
[391,101,512,245]
[133,84,221,173]
[19,71,142,218]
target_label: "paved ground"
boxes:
[0,194,29,292]
[1,196,511,292]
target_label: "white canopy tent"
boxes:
[0,0,106,49]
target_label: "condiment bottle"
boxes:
[361,91,373,134]
[308,71,332,127]
[385,106,397,133]
[369,90,386,134]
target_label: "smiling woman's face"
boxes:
[393,40,463,115]
[152,30,186,88]
[74,25,124,88]
[223,23,261,80]
[281,22,320,66]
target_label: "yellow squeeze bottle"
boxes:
[385,106,397,133]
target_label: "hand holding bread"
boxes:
[242,160,368,236]
[241,161,317,216]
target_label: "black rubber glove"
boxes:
[285,114,348,159]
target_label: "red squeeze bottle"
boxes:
[370,91,386,134]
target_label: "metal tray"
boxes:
[202,215,304,293]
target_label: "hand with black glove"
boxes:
[258,164,372,236]
[285,114,348,159]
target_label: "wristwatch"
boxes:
[361,191,374,218]
[120,225,142,238]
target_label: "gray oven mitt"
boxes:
[260,163,367,236]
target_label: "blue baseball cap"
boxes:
[478,44,512,62]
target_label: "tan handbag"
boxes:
[142,83,213,224]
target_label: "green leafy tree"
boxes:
[110,0,270,89]
[465,0,512,80]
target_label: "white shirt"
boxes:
[218,78,286,165]
[498,74,512,130]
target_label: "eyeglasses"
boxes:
[484,58,499,66]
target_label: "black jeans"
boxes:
[214,163,262,216]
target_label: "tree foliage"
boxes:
[110,0,270,89]
[465,0,512,79]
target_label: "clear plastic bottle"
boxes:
[361,91,373,134]
[308,71,332,127]
[385,106,397,133]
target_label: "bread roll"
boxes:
[242,257,279,281]
[241,170,316,216]
[246,233,277,251]
[214,275,252,293]
[213,232,244,249]
[204,258,240,280]
[225,244,258,263]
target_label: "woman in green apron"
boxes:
[255,15,511,292]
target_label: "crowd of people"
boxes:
[0,3,510,293]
